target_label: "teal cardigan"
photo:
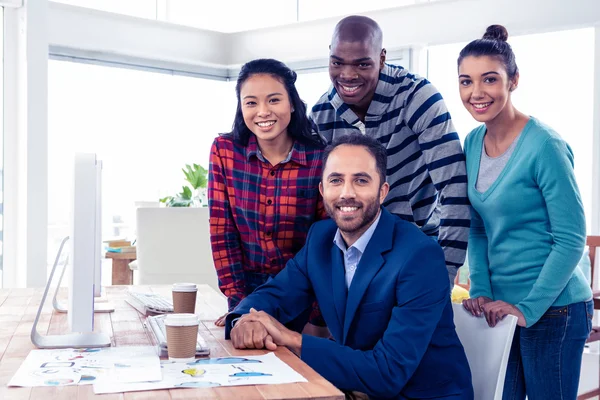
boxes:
[464,117,591,327]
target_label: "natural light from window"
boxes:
[53,0,157,19]
[47,61,236,278]
[52,0,448,32]
[46,27,595,284]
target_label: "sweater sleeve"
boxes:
[515,136,587,327]
[410,81,470,283]
[467,207,493,299]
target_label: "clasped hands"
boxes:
[230,308,302,355]
[462,297,527,327]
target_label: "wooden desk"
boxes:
[0,285,344,400]
[105,251,137,285]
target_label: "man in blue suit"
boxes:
[225,134,473,399]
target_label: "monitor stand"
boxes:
[31,236,112,349]
[51,245,115,314]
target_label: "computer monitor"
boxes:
[69,153,103,332]
[31,153,112,348]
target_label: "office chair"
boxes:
[135,207,219,292]
[578,235,600,400]
[452,303,517,400]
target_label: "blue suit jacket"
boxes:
[226,208,473,399]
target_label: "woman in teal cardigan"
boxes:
[459,25,592,400]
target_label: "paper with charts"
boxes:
[8,346,161,387]
[93,353,308,394]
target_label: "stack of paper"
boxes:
[8,346,161,387]
[9,348,308,394]
[94,353,308,394]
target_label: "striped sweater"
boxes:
[309,63,469,281]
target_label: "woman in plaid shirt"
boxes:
[209,59,327,332]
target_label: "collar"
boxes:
[333,210,382,254]
[245,135,308,166]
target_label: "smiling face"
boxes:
[458,55,519,124]
[329,38,385,114]
[319,144,389,245]
[240,73,292,145]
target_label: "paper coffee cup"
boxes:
[172,283,198,314]
[164,313,199,362]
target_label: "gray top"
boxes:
[476,134,520,192]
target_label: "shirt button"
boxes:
[270,171,275,176]
[266,231,272,236]
[267,199,272,205]
[270,259,277,265]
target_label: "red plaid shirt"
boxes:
[208,135,327,311]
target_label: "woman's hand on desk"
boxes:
[215,312,229,327]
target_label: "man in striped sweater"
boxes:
[309,15,469,285]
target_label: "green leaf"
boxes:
[169,198,192,207]
[182,186,193,199]
[161,163,208,207]
[196,165,208,189]
[182,163,208,189]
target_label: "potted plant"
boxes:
[159,163,208,207]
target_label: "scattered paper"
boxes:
[93,353,307,394]
[8,346,161,387]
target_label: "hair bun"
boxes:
[483,24,508,42]
[289,69,297,84]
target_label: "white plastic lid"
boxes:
[172,283,198,292]
[164,313,199,327]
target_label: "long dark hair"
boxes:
[457,24,518,80]
[225,58,324,148]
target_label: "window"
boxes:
[166,0,425,32]
[52,0,157,19]
[298,0,427,22]
[53,0,448,33]
[295,70,330,112]
[48,61,236,279]
[299,0,450,22]
[166,0,297,33]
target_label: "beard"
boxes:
[324,195,381,237]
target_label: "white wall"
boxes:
[228,0,600,65]
[4,0,49,288]
[46,0,600,70]
[48,2,231,75]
